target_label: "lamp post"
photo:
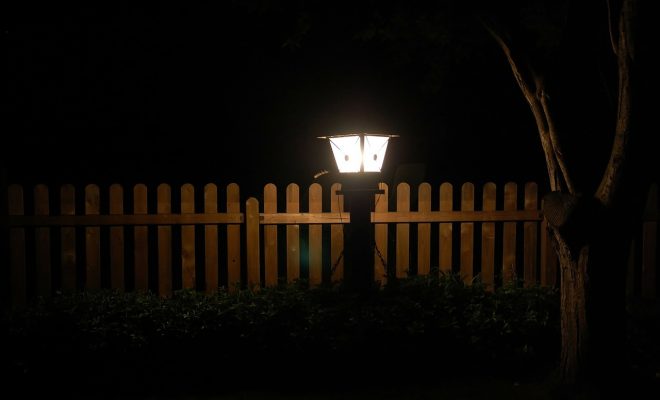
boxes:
[318,133,398,291]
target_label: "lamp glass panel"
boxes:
[363,135,389,172]
[329,136,362,173]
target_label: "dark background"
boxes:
[3,2,655,199]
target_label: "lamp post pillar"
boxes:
[339,186,383,292]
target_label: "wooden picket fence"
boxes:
[4,181,658,308]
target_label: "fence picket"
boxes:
[34,185,51,297]
[5,180,657,308]
[540,220,557,287]
[85,185,101,289]
[524,183,538,287]
[481,182,496,290]
[181,184,195,289]
[439,183,453,275]
[460,183,474,284]
[418,183,431,276]
[8,185,26,308]
[286,183,300,283]
[109,184,124,291]
[331,183,344,282]
[227,184,241,289]
[246,197,260,287]
[503,182,517,283]
[309,183,322,286]
[374,183,388,284]
[396,183,410,278]
[204,184,218,293]
[61,184,76,291]
[157,184,172,297]
[134,184,148,291]
[264,184,278,286]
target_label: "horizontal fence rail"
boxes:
[4,181,658,309]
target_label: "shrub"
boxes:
[1,274,560,395]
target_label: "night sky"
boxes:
[4,2,655,198]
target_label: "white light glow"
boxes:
[329,135,362,173]
[363,135,389,172]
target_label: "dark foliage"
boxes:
[1,274,561,396]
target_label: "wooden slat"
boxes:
[374,182,388,285]
[109,184,124,291]
[246,197,260,288]
[460,182,474,284]
[157,184,172,297]
[264,184,278,286]
[181,184,195,290]
[6,209,543,226]
[439,183,453,275]
[417,183,431,276]
[396,183,410,278]
[286,183,300,283]
[540,220,557,287]
[60,184,76,291]
[227,183,241,289]
[8,185,26,308]
[330,183,345,282]
[309,183,322,286]
[85,184,101,289]
[642,184,657,299]
[503,182,517,284]
[8,213,243,226]
[481,182,496,290]
[133,184,148,291]
[34,185,51,297]
[260,213,350,224]
[204,184,218,294]
[368,210,541,223]
[523,183,538,286]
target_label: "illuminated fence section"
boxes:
[4,181,657,308]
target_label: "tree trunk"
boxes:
[555,232,589,384]
[549,198,632,386]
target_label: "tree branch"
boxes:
[538,84,576,193]
[596,0,635,205]
[606,0,619,56]
[483,22,562,191]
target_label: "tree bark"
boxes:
[557,237,589,384]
